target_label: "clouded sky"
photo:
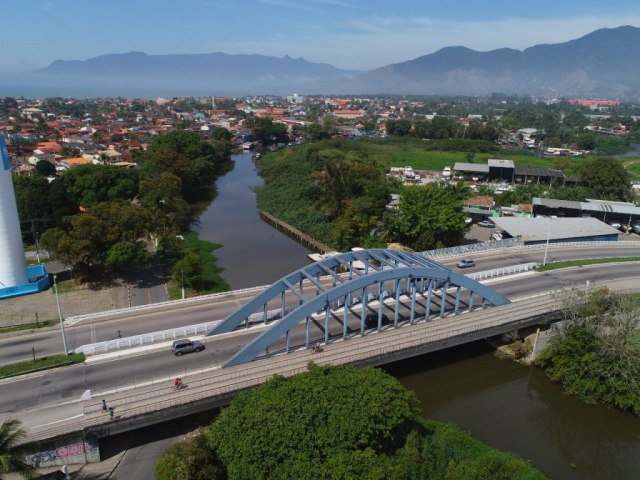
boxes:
[3,0,640,73]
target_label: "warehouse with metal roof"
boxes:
[491,217,621,244]
[532,198,640,227]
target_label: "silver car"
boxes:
[171,339,205,356]
[457,259,476,268]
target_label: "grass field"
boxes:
[621,157,640,180]
[389,150,588,173]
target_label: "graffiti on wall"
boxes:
[27,439,99,467]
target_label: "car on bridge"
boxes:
[171,339,205,356]
[456,259,476,268]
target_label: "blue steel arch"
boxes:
[207,249,509,367]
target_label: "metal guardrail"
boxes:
[421,240,640,261]
[420,238,523,259]
[65,283,271,326]
[465,262,537,281]
[74,309,286,355]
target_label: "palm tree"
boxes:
[0,420,34,479]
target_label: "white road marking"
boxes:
[31,413,83,429]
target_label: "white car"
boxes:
[457,259,476,268]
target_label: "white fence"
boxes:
[74,308,286,355]
[465,262,537,281]
[65,283,271,326]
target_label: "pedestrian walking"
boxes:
[107,406,114,420]
[101,399,107,413]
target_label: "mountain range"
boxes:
[9,25,640,98]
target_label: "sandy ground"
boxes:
[1,279,128,327]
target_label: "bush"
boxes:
[155,432,226,480]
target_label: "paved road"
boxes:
[1,244,637,365]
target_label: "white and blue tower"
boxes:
[0,135,29,290]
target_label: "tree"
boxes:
[59,164,139,207]
[302,123,330,142]
[0,420,34,479]
[386,119,412,137]
[384,184,468,250]
[172,250,203,290]
[207,363,420,480]
[539,289,640,415]
[578,157,630,200]
[35,159,56,177]
[105,241,152,271]
[155,433,226,480]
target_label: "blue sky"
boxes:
[2,0,640,73]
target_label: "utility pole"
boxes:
[53,274,69,354]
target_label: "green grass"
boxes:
[0,319,58,334]
[621,158,640,180]
[536,256,640,272]
[167,231,229,300]
[390,150,587,172]
[0,352,85,379]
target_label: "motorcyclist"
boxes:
[174,377,183,389]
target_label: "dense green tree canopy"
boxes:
[139,130,231,201]
[208,363,420,480]
[244,116,288,145]
[578,157,630,200]
[384,184,468,250]
[58,164,139,207]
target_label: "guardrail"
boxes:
[74,308,287,355]
[422,240,640,261]
[65,283,271,326]
[420,237,523,259]
[465,262,537,281]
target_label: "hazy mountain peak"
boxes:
[13,25,640,98]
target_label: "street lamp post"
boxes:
[176,235,185,300]
[53,274,69,355]
[159,199,166,237]
[542,218,553,266]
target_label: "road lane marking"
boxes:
[31,414,84,429]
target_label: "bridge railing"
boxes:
[74,308,285,355]
[465,262,537,281]
[65,283,271,326]
[420,238,523,259]
[420,240,640,261]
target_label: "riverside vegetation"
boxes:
[255,138,632,252]
[155,363,547,480]
[537,289,640,415]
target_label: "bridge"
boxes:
[208,249,509,366]
[14,249,565,448]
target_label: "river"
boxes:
[192,152,311,289]
[193,151,640,479]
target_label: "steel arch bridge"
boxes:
[208,249,510,367]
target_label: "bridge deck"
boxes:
[22,290,575,444]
